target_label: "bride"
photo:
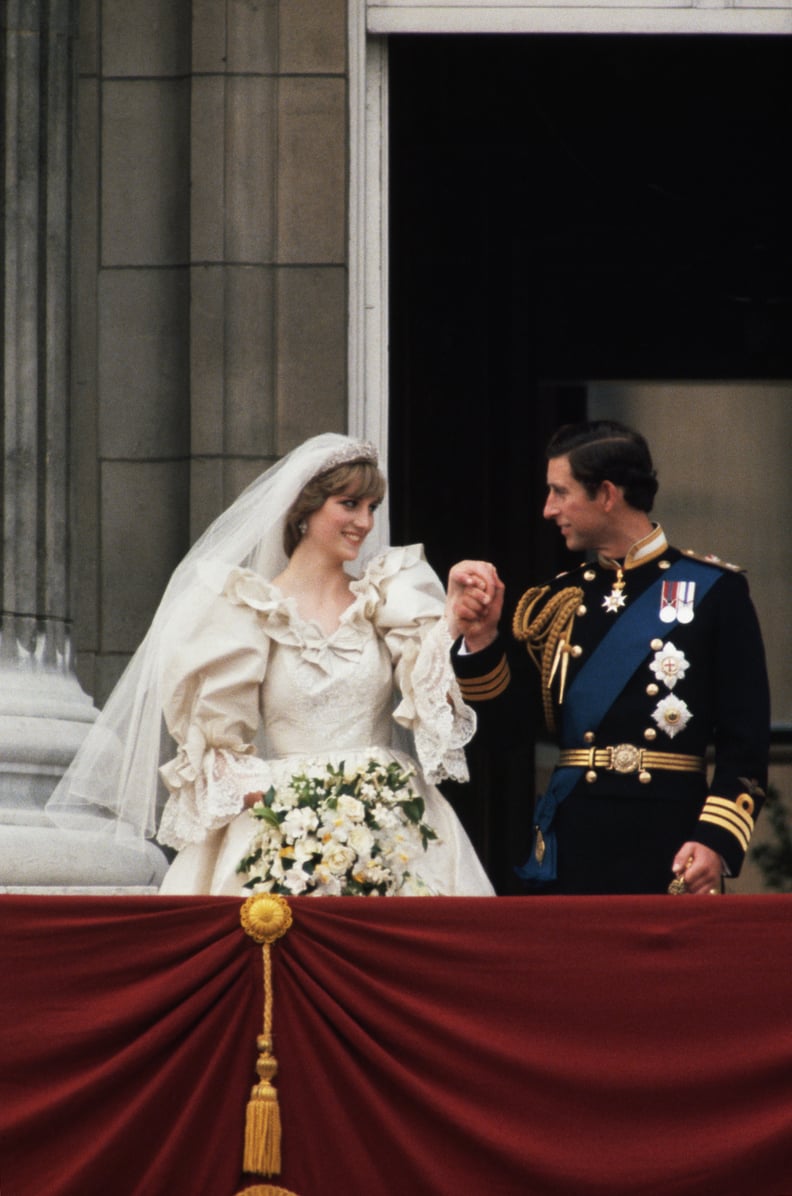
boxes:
[47,433,494,897]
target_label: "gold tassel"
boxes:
[244,1022,281,1175]
[238,894,294,1183]
[235,1186,301,1196]
[237,1186,300,1196]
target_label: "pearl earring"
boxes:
[298,520,308,536]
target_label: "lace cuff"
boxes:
[158,747,272,851]
[393,617,476,785]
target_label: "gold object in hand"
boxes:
[668,854,694,895]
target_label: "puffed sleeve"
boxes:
[157,571,274,851]
[361,544,476,784]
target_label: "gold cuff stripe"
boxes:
[458,655,510,702]
[699,812,751,853]
[701,795,755,837]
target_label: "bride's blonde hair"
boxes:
[283,459,387,557]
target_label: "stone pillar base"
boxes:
[0,816,168,893]
[0,665,169,892]
[0,666,99,809]
[0,650,171,894]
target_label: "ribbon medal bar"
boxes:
[660,580,696,624]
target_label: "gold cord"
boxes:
[238,895,294,1185]
[513,585,584,733]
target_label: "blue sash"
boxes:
[517,558,719,884]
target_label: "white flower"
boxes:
[267,853,286,880]
[652,693,693,739]
[382,830,416,865]
[322,815,351,843]
[274,785,299,809]
[311,862,342,893]
[357,861,392,886]
[282,866,311,895]
[371,804,400,830]
[281,807,319,839]
[348,825,375,857]
[323,843,357,876]
[337,794,366,821]
[238,758,436,896]
[649,642,690,690]
[292,834,321,863]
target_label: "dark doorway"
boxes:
[388,34,792,889]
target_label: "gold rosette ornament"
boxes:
[237,894,300,1196]
[241,891,293,946]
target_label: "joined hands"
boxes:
[446,560,504,652]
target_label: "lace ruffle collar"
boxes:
[221,544,423,671]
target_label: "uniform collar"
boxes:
[598,523,668,572]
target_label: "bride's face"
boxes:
[305,492,380,561]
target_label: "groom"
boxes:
[447,419,770,896]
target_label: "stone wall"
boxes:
[73,0,349,705]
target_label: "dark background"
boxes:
[387,35,792,888]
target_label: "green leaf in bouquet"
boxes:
[252,804,281,830]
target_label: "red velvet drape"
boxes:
[2,895,792,1196]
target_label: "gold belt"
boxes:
[558,745,705,775]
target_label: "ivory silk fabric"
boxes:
[2,894,791,1196]
[157,544,493,897]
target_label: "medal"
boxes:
[660,580,696,624]
[651,693,693,739]
[649,639,693,740]
[649,642,690,690]
[602,566,627,614]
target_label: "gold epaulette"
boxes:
[681,548,744,572]
[458,654,510,702]
[512,583,584,734]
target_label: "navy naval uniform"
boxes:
[453,526,770,894]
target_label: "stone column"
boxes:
[1,0,165,889]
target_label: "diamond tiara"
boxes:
[319,439,379,473]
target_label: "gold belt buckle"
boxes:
[609,744,642,774]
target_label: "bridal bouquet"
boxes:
[237,758,437,897]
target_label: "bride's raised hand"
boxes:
[446,560,504,650]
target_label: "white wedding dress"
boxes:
[157,544,495,896]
